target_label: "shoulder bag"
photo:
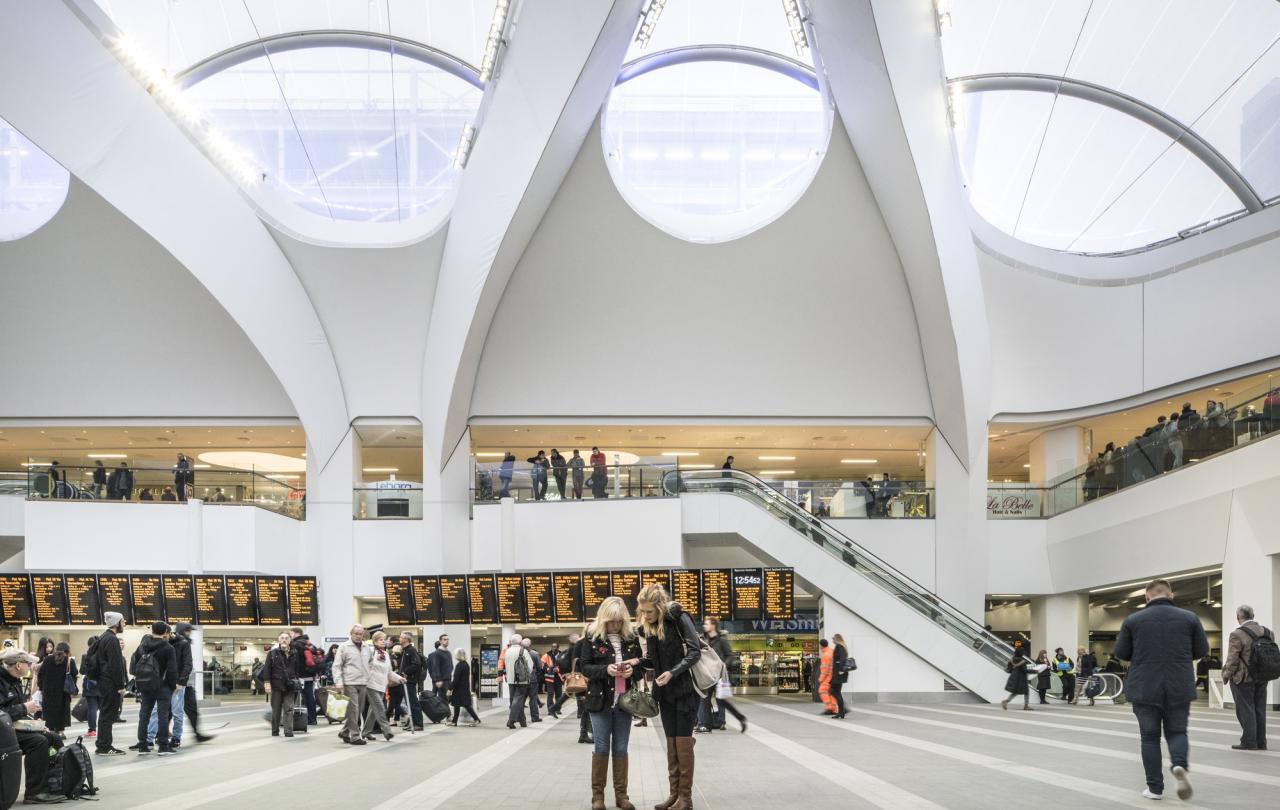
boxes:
[672,608,724,696]
[563,659,588,696]
[616,678,659,719]
[63,661,78,696]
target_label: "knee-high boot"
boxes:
[652,739,679,810]
[613,755,635,810]
[591,753,609,810]
[671,737,696,810]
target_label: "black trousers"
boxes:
[137,688,172,746]
[17,731,59,798]
[95,684,123,753]
[451,704,481,723]
[658,698,695,738]
[183,684,200,733]
[1037,686,1049,704]
[553,472,566,498]
[1231,681,1269,749]
[833,687,846,717]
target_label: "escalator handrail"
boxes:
[668,468,1012,655]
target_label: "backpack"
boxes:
[514,651,532,684]
[1242,626,1280,682]
[133,648,160,694]
[304,646,323,677]
[80,638,101,681]
[49,739,96,799]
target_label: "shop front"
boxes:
[718,613,818,696]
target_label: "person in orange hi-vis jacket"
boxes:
[818,639,837,714]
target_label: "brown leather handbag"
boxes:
[563,660,588,695]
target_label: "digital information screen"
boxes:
[31,574,69,625]
[130,575,164,624]
[162,575,196,624]
[194,576,228,626]
[523,573,554,625]
[701,569,732,620]
[438,576,469,624]
[552,572,583,624]
[383,576,414,626]
[286,576,319,626]
[65,575,101,625]
[466,575,497,624]
[225,576,258,625]
[610,570,642,614]
[641,569,672,592]
[763,568,795,620]
[97,575,133,625]
[582,572,612,619]
[0,575,33,626]
[671,570,701,617]
[410,576,441,625]
[731,568,763,622]
[255,577,288,626]
[495,575,525,624]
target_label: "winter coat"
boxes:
[92,629,127,688]
[1004,657,1030,696]
[427,647,453,686]
[366,646,392,693]
[261,647,299,692]
[332,641,371,688]
[449,660,473,708]
[36,654,75,730]
[1113,597,1209,705]
[130,635,178,695]
[399,644,425,686]
[171,634,194,687]
[580,633,643,712]
[639,604,702,709]
[831,643,850,686]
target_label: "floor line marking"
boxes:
[892,703,1280,757]
[745,716,947,809]
[367,714,565,810]
[1084,704,1280,728]
[844,704,1280,788]
[93,736,278,780]
[745,701,1214,809]
[930,702,1274,738]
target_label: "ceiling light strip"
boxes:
[635,0,667,50]
[478,0,512,83]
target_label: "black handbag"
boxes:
[616,681,658,719]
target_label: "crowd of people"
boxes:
[479,447,611,501]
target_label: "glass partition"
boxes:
[23,463,305,520]
[353,485,423,520]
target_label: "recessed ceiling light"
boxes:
[661,452,698,457]
[680,464,716,469]
[362,467,399,473]
[758,470,795,476]
[840,459,877,464]
[88,453,127,459]
[758,456,795,461]
[1023,464,1031,468]
[475,452,504,458]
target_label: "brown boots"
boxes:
[653,737,695,810]
[613,755,635,810]
[592,753,609,810]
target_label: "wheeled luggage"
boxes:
[292,706,308,733]
[0,715,21,810]
[420,692,448,724]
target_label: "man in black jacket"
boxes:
[427,635,453,705]
[92,611,129,755]
[131,621,179,755]
[1113,579,1208,801]
[0,649,65,803]
[398,632,425,731]
[173,623,211,745]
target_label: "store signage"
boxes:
[380,568,795,625]
[986,490,1041,518]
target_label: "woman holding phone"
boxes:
[580,596,643,810]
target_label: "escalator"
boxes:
[666,469,1014,702]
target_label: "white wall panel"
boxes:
[826,518,936,591]
[25,501,191,571]
[471,118,932,420]
[351,519,431,596]
[0,496,23,539]
[822,596,957,698]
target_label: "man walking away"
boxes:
[1078,646,1099,705]
[543,643,563,717]
[1113,579,1208,801]
[89,612,129,755]
[398,632,425,730]
[1221,604,1277,751]
[522,638,542,722]
[289,628,320,726]
[333,625,371,745]
[131,621,178,755]
[504,634,534,729]
[428,634,453,706]
[147,622,209,748]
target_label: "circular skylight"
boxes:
[0,117,70,242]
[601,58,831,244]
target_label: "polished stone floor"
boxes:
[52,695,1280,809]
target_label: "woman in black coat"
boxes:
[37,642,76,732]
[637,584,702,810]
[1001,649,1032,711]
[1034,650,1052,704]
[830,633,850,720]
[448,649,480,726]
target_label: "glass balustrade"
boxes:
[353,484,423,519]
[21,463,305,520]
[668,468,1012,667]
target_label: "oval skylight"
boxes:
[0,117,70,242]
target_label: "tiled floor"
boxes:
[67,695,1278,809]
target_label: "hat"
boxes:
[175,622,194,636]
[104,611,124,628]
[0,649,37,665]
[151,621,170,635]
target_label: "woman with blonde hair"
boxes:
[581,596,643,810]
[448,648,481,726]
[636,584,702,810]
[361,631,395,741]
[830,633,849,720]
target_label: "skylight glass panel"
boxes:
[0,117,71,242]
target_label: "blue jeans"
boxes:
[590,706,632,756]
[84,679,99,733]
[146,686,183,744]
[1132,701,1189,795]
[139,687,174,747]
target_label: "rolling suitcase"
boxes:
[293,706,308,733]
[420,692,448,724]
[0,714,21,810]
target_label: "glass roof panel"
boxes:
[624,0,812,66]
[0,117,71,242]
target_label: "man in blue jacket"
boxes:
[1113,579,1209,801]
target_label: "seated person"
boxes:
[0,649,65,804]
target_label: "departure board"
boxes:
[286,577,319,626]
[731,568,763,622]
[763,568,795,620]
[582,572,612,618]
[439,575,469,624]
[641,569,671,592]
[410,576,440,624]
[65,575,102,625]
[194,576,228,625]
[97,575,133,624]
[610,570,642,614]
[466,575,497,624]
[31,574,69,625]
[552,572,584,624]
[496,575,525,624]
[130,575,164,624]
[701,569,731,620]
[523,573,554,625]
[225,576,258,625]
[383,576,414,625]
[0,575,33,625]
[162,575,196,624]
[671,570,701,617]
[256,577,287,626]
